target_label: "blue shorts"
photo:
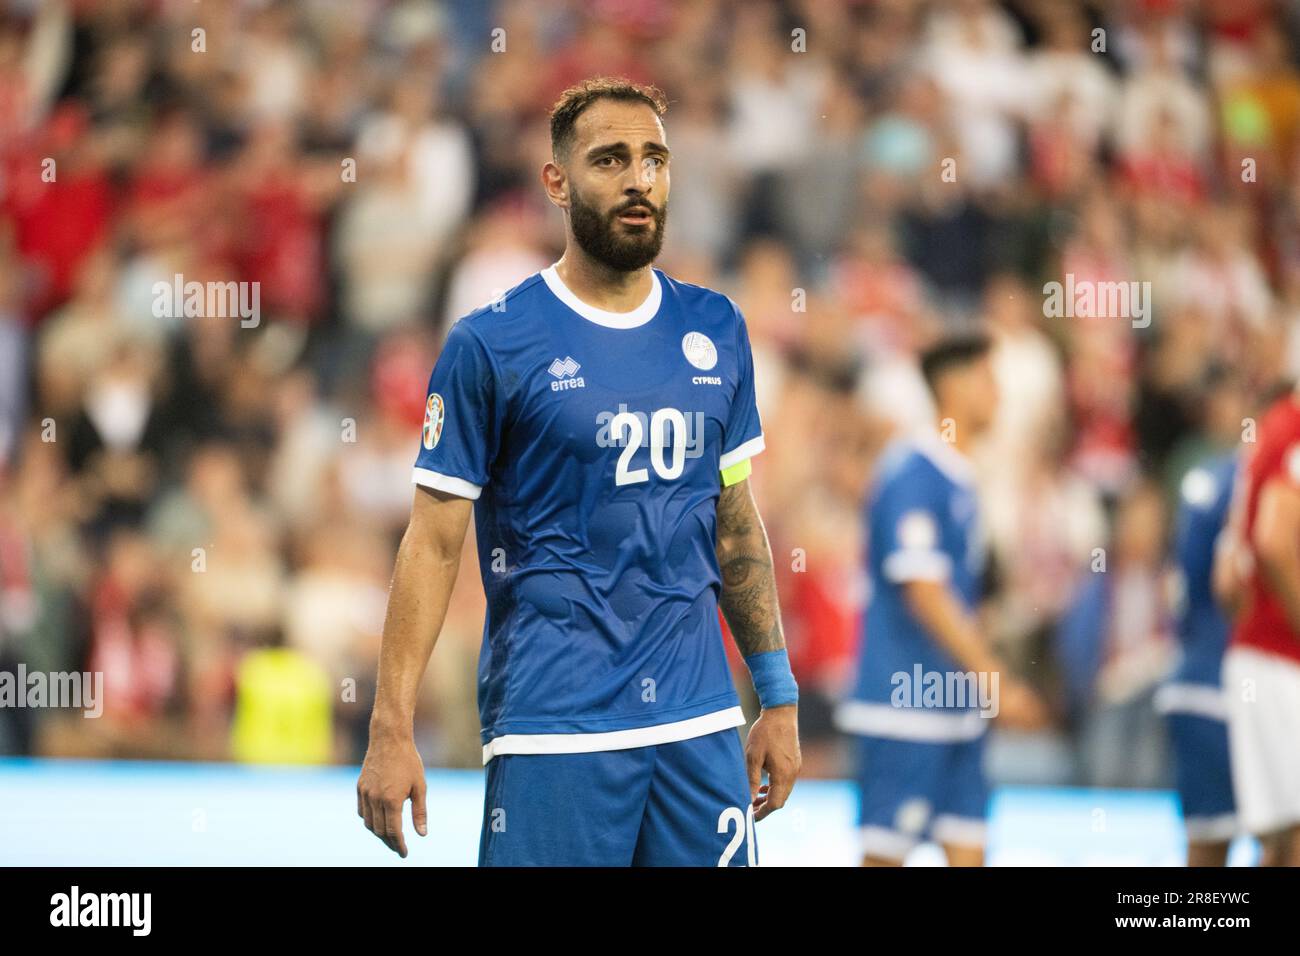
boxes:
[1166,712,1236,841]
[851,733,989,860]
[478,728,756,866]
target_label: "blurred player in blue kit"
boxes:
[838,334,1048,866]
[357,78,800,866]
[1155,450,1238,865]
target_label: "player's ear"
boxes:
[541,161,568,209]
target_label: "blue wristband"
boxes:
[743,649,799,709]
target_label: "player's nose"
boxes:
[627,158,659,192]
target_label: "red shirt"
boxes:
[1235,393,1300,664]
[4,160,114,319]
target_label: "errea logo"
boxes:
[549,356,585,391]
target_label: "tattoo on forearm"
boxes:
[716,481,785,656]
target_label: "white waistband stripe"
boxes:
[481,706,746,764]
[835,699,988,742]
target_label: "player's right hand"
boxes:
[995,679,1050,731]
[357,730,428,858]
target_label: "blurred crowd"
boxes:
[1,0,1298,786]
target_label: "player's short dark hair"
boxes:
[919,332,992,395]
[549,77,669,161]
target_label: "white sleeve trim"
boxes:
[1152,682,1227,721]
[720,434,765,471]
[882,549,952,583]
[412,467,482,500]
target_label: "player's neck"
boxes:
[554,250,655,314]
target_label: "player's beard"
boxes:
[569,185,667,272]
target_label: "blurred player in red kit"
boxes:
[1214,386,1300,865]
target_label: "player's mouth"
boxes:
[616,205,654,226]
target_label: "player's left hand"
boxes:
[745,704,801,821]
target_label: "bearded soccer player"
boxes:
[1213,387,1300,866]
[357,78,801,866]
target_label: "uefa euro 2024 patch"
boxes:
[422,393,445,450]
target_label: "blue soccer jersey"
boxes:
[837,434,988,743]
[413,265,764,762]
[1169,453,1236,689]
[1154,452,1237,719]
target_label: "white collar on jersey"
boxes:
[912,429,977,486]
[540,263,662,329]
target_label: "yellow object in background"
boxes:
[231,648,333,765]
